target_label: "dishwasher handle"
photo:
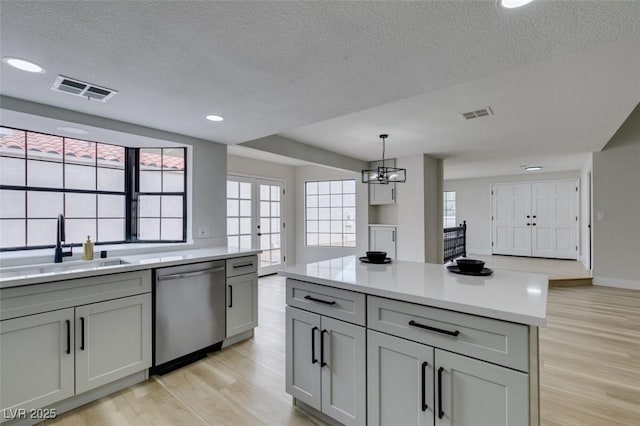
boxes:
[157,266,225,281]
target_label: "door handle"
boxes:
[438,367,444,419]
[527,223,531,226]
[311,326,318,364]
[66,319,71,355]
[320,329,328,367]
[228,285,233,308]
[532,215,537,218]
[157,266,225,281]
[532,223,537,226]
[392,230,395,242]
[80,317,85,351]
[526,215,530,218]
[421,361,429,411]
[408,320,460,337]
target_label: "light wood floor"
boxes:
[467,254,591,279]
[44,276,639,426]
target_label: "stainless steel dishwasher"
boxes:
[153,260,225,374]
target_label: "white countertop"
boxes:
[0,247,261,288]
[279,256,548,326]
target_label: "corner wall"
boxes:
[592,103,640,289]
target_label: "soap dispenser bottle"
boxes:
[83,235,94,260]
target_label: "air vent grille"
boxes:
[462,107,493,120]
[52,75,117,102]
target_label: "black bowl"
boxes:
[456,259,485,273]
[366,251,387,262]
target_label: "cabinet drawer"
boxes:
[226,255,258,277]
[367,296,529,372]
[286,279,365,326]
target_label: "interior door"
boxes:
[531,180,578,259]
[492,183,531,256]
[227,175,285,276]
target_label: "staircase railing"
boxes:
[444,220,466,263]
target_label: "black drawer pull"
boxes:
[408,320,460,337]
[421,361,429,411]
[304,295,336,305]
[80,317,86,351]
[438,366,444,419]
[233,263,253,269]
[66,320,71,355]
[311,326,318,364]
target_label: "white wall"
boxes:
[592,104,640,289]
[443,171,580,255]
[227,154,297,265]
[295,165,368,264]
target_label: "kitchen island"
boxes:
[279,255,548,426]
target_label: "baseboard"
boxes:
[593,276,640,290]
[467,248,492,255]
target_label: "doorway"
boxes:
[227,175,285,276]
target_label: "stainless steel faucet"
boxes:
[54,213,73,263]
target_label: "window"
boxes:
[0,127,186,250]
[305,179,356,247]
[443,191,456,228]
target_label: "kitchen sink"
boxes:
[0,258,130,279]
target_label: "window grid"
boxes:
[0,126,186,251]
[443,191,456,228]
[305,179,356,248]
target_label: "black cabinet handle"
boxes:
[304,295,336,305]
[233,263,253,269]
[80,317,85,351]
[320,329,328,367]
[311,326,318,364]
[229,285,233,308]
[408,320,460,337]
[421,361,429,411]
[66,320,71,355]
[438,366,444,419]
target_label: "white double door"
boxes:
[492,180,578,259]
[227,175,285,275]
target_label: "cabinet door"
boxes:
[286,306,321,410]
[435,349,528,426]
[321,317,366,426]
[369,226,397,259]
[369,160,397,205]
[75,294,151,394]
[0,308,75,416]
[226,273,258,337]
[368,330,434,426]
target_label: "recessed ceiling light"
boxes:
[2,57,46,73]
[57,126,89,135]
[206,114,224,122]
[499,0,535,9]
[525,166,543,171]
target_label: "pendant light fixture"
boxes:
[361,134,406,184]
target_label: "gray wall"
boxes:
[295,165,368,264]
[592,104,640,288]
[443,171,580,255]
[227,154,297,265]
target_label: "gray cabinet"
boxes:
[226,255,259,338]
[367,330,528,426]
[369,225,397,259]
[368,160,397,205]
[226,273,258,337]
[75,294,151,394]
[286,305,366,426]
[0,308,75,418]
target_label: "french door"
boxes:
[227,175,285,275]
[492,180,578,259]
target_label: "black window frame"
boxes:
[0,126,187,252]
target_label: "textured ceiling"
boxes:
[1,1,639,178]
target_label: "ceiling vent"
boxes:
[462,107,493,120]
[51,75,118,102]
